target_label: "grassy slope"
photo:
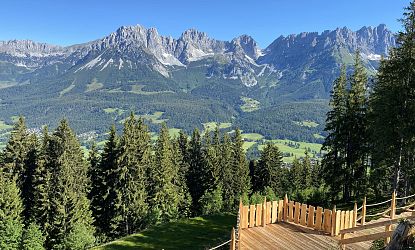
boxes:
[94,214,236,250]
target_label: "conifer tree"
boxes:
[88,143,103,234]
[148,123,181,223]
[45,119,95,248]
[230,129,250,207]
[220,133,234,211]
[255,143,284,195]
[0,171,23,249]
[113,115,150,235]
[21,223,45,250]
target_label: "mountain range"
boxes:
[0,24,396,147]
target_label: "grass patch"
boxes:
[241,133,264,141]
[141,111,167,124]
[259,139,323,163]
[202,122,232,132]
[313,133,325,139]
[130,84,174,95]
[240,97,260,112]
[168,128,181,138]
[104,108,125,116]
[93,213,236,250]
[293,120,319,128]
[243,141,257,151]
[0,120,13,130]
[86,78,104,92]
[59,83,75,97]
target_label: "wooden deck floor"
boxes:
[240,221,392,250]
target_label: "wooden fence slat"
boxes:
[315,207,323,230]
[353,203,357,228]
[242,206,249,228]
[249,205,255,227]
[307,205,315,228]
[262,199,266,227]
[345,211,350,229]
[300,204,307,226]
[266,201,272,224]
[256,204,262,227]
[348,210,353,228]
[289,201,294,222]
[278,200,284,222]
[331,206,336,236]
[294,202,301,224]
[230,227,235,250]
[272,201,278,223]
[335,210,341,236]
[340,211,345,230]
[283,194,288,221]
[323,209,332,233]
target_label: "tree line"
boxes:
[0,113,321,249]
[322,1,415,203]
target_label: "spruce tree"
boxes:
[255,143,284,195]
[220,133,234,211]
[148,123,181,223]
[45,119,95,249]
[0,171,23,249]
[21,223,45,250]
[88,143,103,234]
[113,115,150,235]
[230,129,250,207]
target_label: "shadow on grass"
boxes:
[96,213,236,250]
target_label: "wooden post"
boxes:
[288,201,294,222]
[283,194,288,221]
[256,203,262,227]
[294,202,301,224]
[300,204,307,226]
[278,199,284,222]
[331,205,336,236]
[345,211,350,229]
[335,209,341,236]
[315,206,323,230]
[308,205,315,228]
[230,227,235,250]
[272,201,278,223]
[353,203,357,228]
[242,206,249,228]
[340,211,345,230]
[385,191,396,244]
[324,209,332,233]
[239,199,243,229]
[249,205,255,227]
[262,197,267,227]
[362,196,366,226]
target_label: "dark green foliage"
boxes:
[253,143,284,195]
[63,222,95,250]
[21,223,45,250]
[112,115,150,235]
[148,123,181,223]
[199,187,223,216]
[0,171,23,249]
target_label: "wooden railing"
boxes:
[228,191,415,250]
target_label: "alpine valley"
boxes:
[0,24,395,153]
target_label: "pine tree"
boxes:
[230,129,250,207]
[88,143,103,234]
[45,119,95,249]
[370,1,415,197]
[219,133,234,211]
[0,171,24,249]
[255,143,284,195]
[1,116,30,189]
[113,115,150,236]
[148,123,181,223]
[21,223,45,250]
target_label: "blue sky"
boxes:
[0,0,408,48]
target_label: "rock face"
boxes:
[0,23,396,89]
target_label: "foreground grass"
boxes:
[94,213,236,250]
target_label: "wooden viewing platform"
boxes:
[227,192,415,250]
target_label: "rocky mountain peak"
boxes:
[230,35,262,60]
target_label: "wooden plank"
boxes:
[242,206,249,228]
[340,215,415,234]
[315,206,323,230]
[323,209,332,233]
[283,194,288,221]
[249,205,255,228]
[340,211,345,230]
[345,210,350,229]
[340,230,393,245]
[307,205,315,228]
[353,203,357,228]
[348,209,353,228]
[271,201,278,223]
[331,206,336,236]
[362,197,367,225]
[278,200,284,222]
[294,202,301,224]
[288,201,294,222]
[266,201,272,224]
[256,204,262,227]
[335,210,341,236]
[262,199,266,227]
[300,204,307,226]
